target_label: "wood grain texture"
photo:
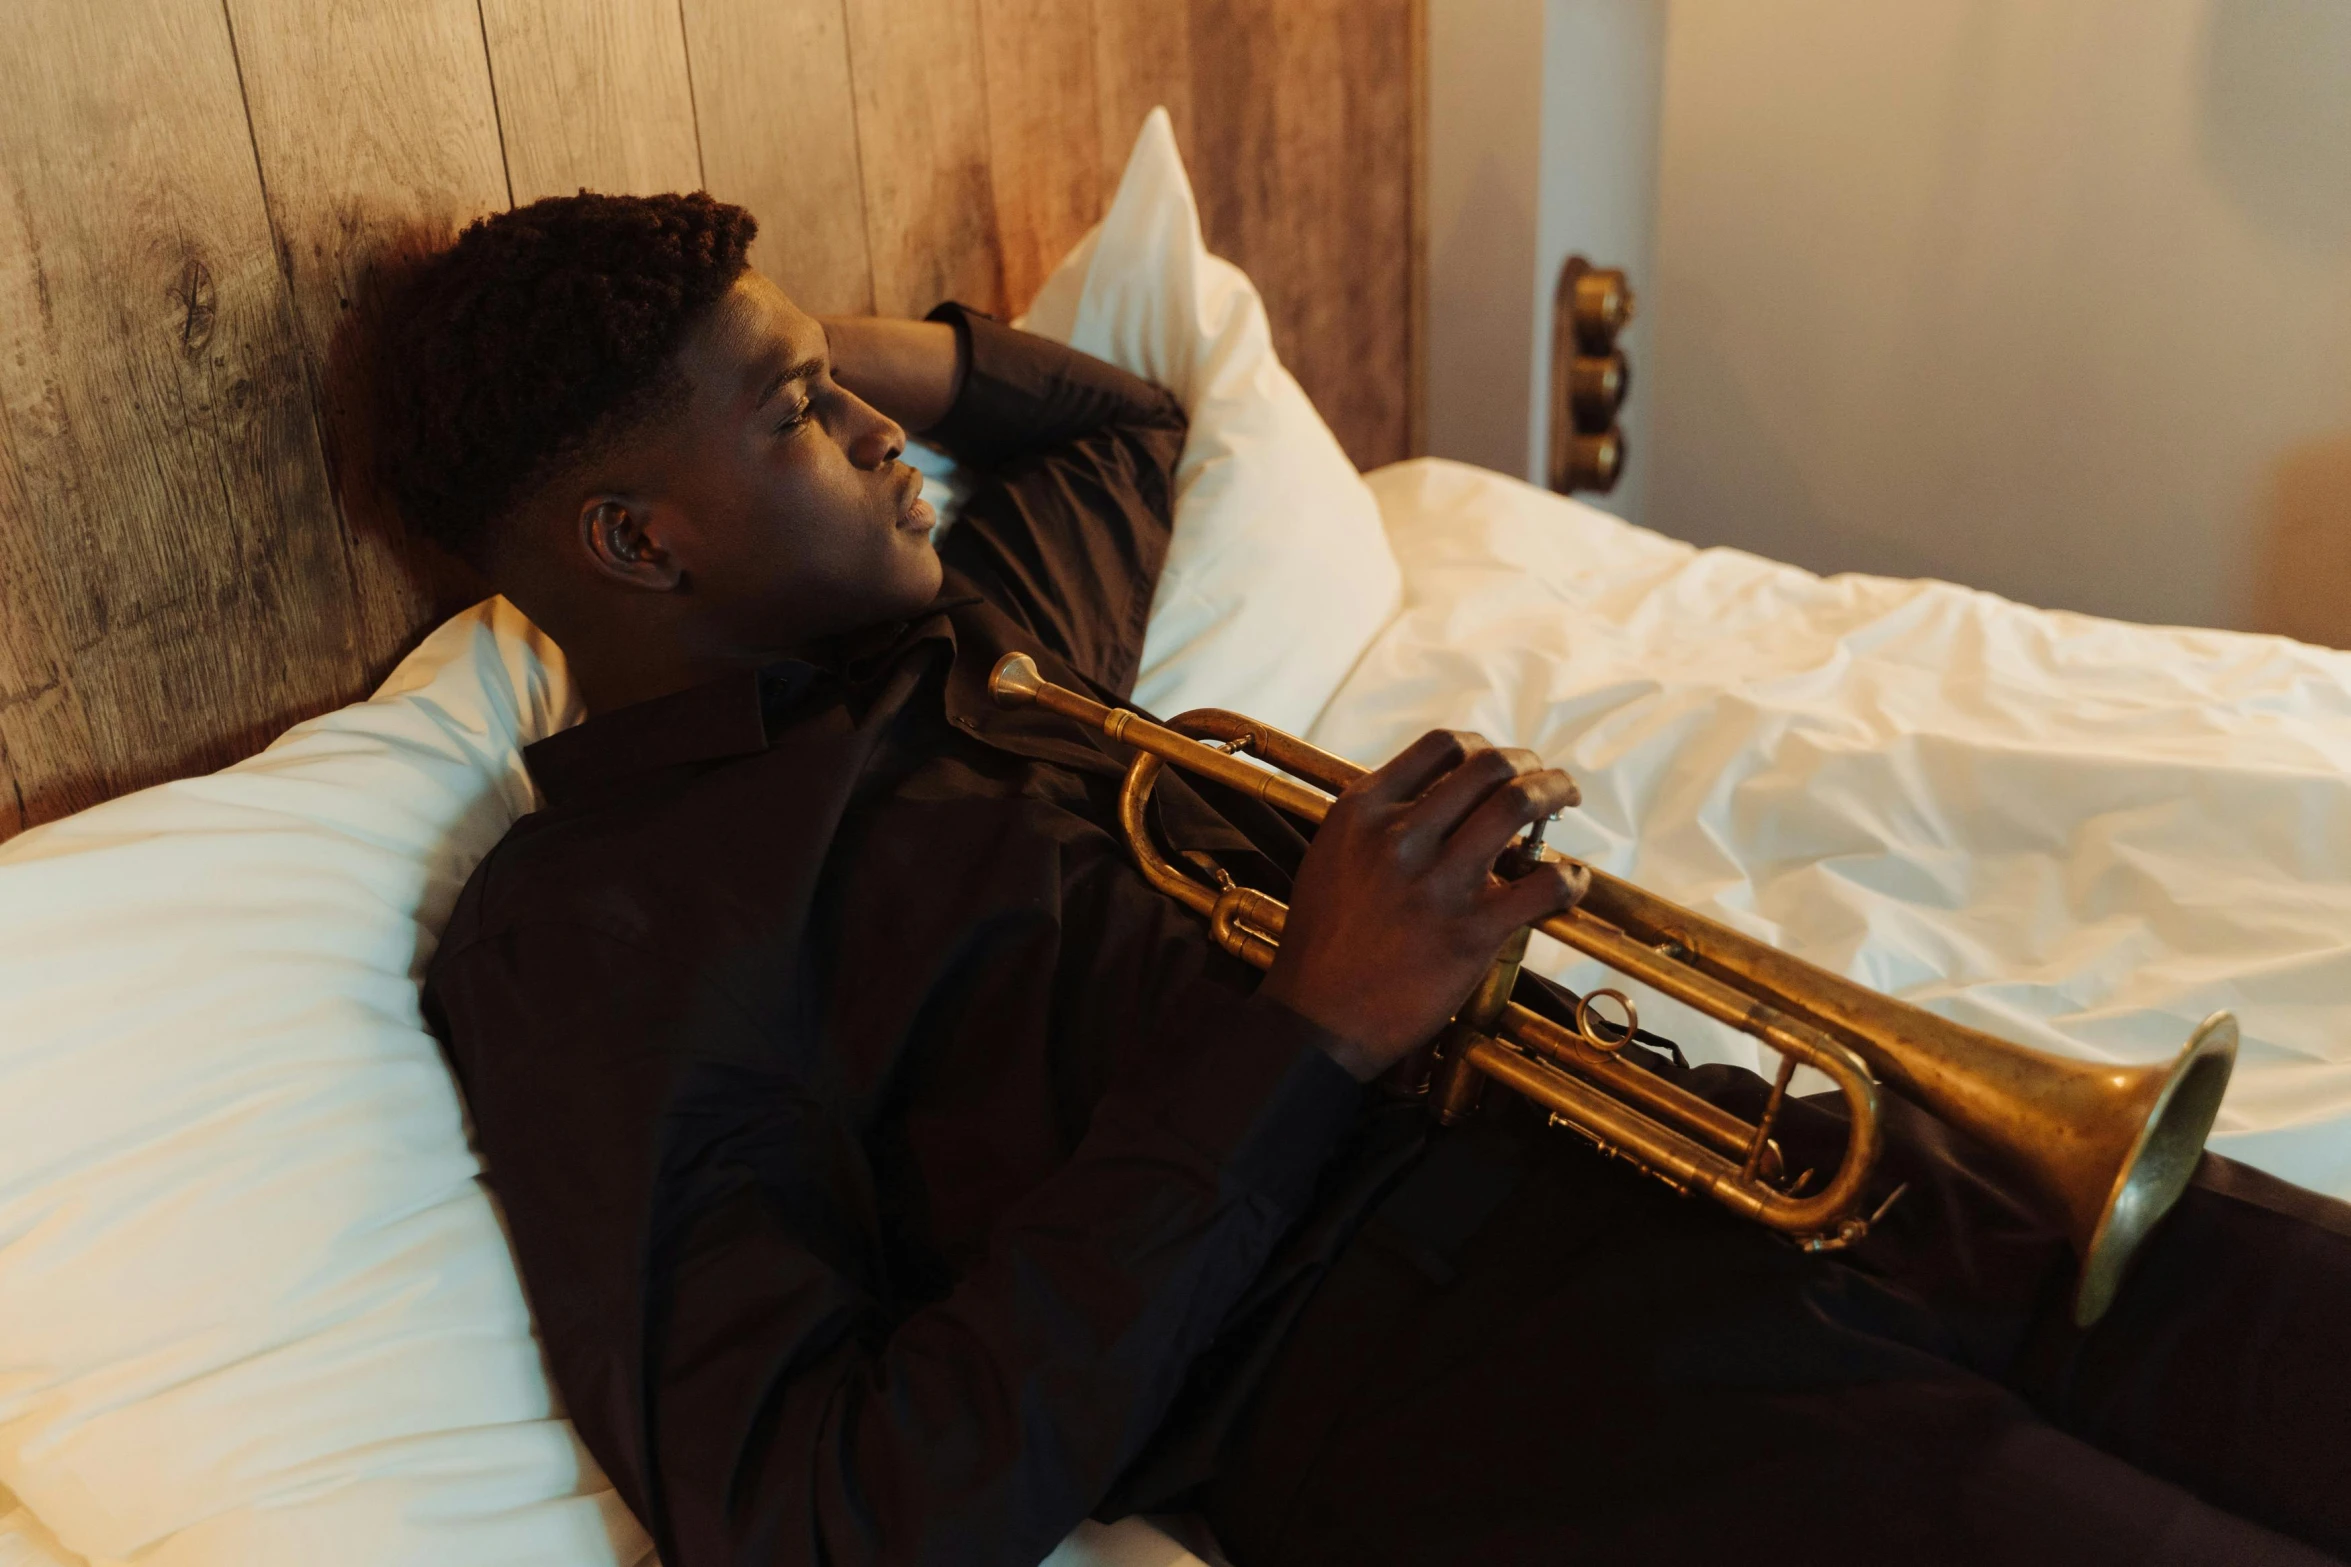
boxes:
[0,0,363,834]
[480,0,704,200]
[1405,0,1429,459]
[227,0,512,674]
[842,0,1005,318]
[978,0,1103,314]
[0,364,94,839]
[1092,0,1196,198]
[683,0,875,315]
[1189,0,1418,470]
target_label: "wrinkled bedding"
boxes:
[1311,459,2351,1199]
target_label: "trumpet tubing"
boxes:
[987,652,2237,1325]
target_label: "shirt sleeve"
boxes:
[427,922,1361,1567]
[922,303,1188,700]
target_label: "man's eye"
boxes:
[774,401,813,435]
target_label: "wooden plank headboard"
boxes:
[0,0,1421,841]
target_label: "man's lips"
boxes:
[893,463,934,530]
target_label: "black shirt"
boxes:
[425,308,1371,1567]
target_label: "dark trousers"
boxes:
[1201,1073,2351,1566]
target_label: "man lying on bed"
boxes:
[396,193,2351,1567]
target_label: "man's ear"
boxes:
[577,497,684,591]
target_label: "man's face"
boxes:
[618,272,943,654]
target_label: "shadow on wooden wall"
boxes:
[0,0,1420,840]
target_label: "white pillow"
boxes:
[1017,108,1402,736]
[0,602,648,1567]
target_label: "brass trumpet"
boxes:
[988,653,2239,1325]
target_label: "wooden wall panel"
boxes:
[1092,0,1196,199]
[480,0,704,200]
[226,0,513,672]
[978,0,1104,313]
[0,353,95,840]
[0,0,362,834]
[842,0,1006,318]
[683,0,874,317]
[1188,0,1419,471]
[1332,0,1421,468]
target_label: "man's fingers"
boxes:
[1482,855,1591,935]
[1441,766,1582,877]
[1401,744,1549,849]
[1346,728,1483,809]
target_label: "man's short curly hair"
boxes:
[375,191,759,562]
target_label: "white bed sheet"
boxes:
[0,1488,76,1567]
[1311,459,2351,1199]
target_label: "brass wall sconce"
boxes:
[1550,256,1635,495]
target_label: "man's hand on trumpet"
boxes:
[1258,730,1591,1081]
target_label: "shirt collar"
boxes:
[522,600,980,811]
[523,665,783,810]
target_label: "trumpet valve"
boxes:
[1497,816,1556,881]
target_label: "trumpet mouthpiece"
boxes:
[989,652,1045,708]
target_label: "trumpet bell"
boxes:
[2068,1013,2238,1325]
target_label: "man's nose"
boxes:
[847,404,907,471]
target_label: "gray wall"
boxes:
[1644,0,2351,640]
[1425,0,1667,524]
